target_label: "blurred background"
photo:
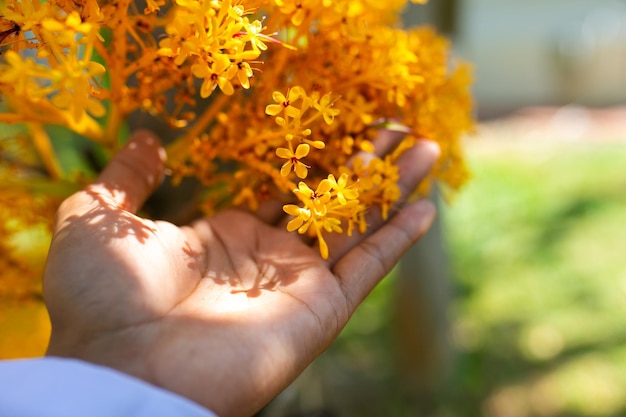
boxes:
[260,1,626,416]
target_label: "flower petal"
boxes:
[294,143,310,159]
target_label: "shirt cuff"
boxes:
[0,357,218,417]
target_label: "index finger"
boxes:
[95,130,166,213]
[55,130,166,227]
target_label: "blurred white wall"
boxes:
[454,0,626,116]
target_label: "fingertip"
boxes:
[115,129,166,191]
[129,129,167,163]
[92,130,166,213]
[403,198,437,232]
[419,138,441,159]
[413,138,441,167]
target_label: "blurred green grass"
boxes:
[442,140,626,417]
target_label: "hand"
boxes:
[43,130,439,417]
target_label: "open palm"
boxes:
[44,131,438,417]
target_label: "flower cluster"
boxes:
[1,0,472,353]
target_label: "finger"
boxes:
[351,127,406,166]
[332,199,436,313]
[90,130,166,213]
[391,138,440,199]
[324,139,440,264]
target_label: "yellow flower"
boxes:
[294,179,332,218]
[41,11,94,45]
[284,178,340,260]
[240,17,269,53]
[192,54,237,97]
[265,86,306,119]
[47,49,106,122]
[235,61,253,89]
[1,1,54,34]
[326,173,358,205]
[0,51,47,98]
[312,92,340,125]
[276,143,311,178]
[144,0,166,14]
[283,204,311,232]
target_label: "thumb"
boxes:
[91,130,166,213]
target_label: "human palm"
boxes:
[44,131,438,417]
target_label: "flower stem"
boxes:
[166,93,231,160]
[29,123,63,180]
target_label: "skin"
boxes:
[44,129,439,417]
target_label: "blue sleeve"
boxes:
[0,357,218,417]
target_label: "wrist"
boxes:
[46,325,158,390]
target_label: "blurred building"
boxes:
[454,0,626,117]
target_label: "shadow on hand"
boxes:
[228,254,312,298]
[58,188,157,244]
[181,210,321,299]
[193,230,321,298]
